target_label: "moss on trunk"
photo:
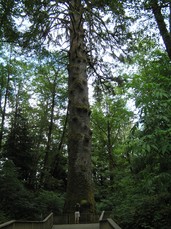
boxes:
[64,0,95,214]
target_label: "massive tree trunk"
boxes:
[64,0,95,213]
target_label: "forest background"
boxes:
[0,0,171,228]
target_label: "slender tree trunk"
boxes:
[107,120,114,182]
[51,106,68,174]
[151,0,171,60]
[0,52,12,150]
[0,70,10,150]
[40,77,56,188]
[64,0,95,213]
[169,2,171,34]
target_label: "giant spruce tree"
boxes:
[1,0,133,213]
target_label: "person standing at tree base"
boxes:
[75,203,80,224]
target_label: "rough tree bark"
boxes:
[64,0,95,213]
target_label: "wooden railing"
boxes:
[53,213,100,224]
[0,213,53,229]
[99,211,122,229]
[0,211,122,229]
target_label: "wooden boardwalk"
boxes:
[52,223,99,229]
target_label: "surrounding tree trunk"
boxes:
[0,65,10,150]
[40,76,56,188]
[64,0,95,213]
[0,46,12,150]
[151,0,171,60]
[107,119,115,182]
